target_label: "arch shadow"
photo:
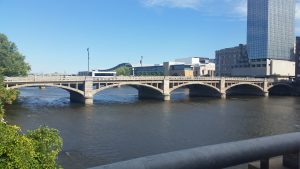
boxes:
[92,83,164,100]
[170,82,221,98]
[268,84,295,96]
[226,83,264,96]
[8,84,84,96]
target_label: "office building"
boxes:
[247,0,295,61]
[132,65,164,76]
[215,44,248,76]
[295,37,300,81]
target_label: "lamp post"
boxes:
[87,48,90,72]
[140,56,143,67]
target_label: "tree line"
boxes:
[0,33,63,169]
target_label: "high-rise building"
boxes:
[295,37,300,81]
[247,0,295,61]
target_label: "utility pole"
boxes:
[140,56,143,67]
[87,48,90,72]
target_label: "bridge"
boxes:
[3,76,295,105]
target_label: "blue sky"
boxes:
[1,0,300,73]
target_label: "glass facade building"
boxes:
[247,0,295,60]
[296,37,300,81]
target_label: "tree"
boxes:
[0,33,62,168]
[0,123,63,169]
[115,66,131,76]
[0,76,63,168]
[0,75,19,120]
[0,33,31,76]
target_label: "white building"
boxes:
[194,63,215,77]
[173,57,215,77]
[232,59,295,77]
[175,57,203,65]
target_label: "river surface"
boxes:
[4,87,300,169]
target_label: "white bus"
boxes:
[78,70,117,77]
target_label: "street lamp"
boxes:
[87,48,90,72]
[140,56,143,67]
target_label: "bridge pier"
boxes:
[163,94,171,101]
[70,91,94,105]
[84,97,93,105]
[220,93,226,99]
[264,92,269,97]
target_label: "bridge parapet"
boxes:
[4,76,86,83]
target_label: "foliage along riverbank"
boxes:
[0,33,63,169]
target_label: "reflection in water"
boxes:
[4,87,300,169]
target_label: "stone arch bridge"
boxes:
[4,76,295,105]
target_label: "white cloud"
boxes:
[233,0,247,17]
[142,0,204,9]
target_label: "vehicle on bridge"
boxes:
[78,70,117,77]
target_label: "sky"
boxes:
[1,0,300,74]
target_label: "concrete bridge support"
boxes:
[69,78,94,105]
[220,77,226,99]
[163,78,170,101]
[220,93,226,99]
[83,78,94,105]
[263,79,269,97]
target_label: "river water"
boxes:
[4,87,300,169]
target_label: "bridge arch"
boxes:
[92,82,164,96]
[169,82,221,98]
[8,84,84,96]
[225,82,264,96]
[170,82,221,93]
[268,83,294,96]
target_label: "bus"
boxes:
[78,70,117,77]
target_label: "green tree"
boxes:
[0,33,31,76]
[115,66,131,76]
[0,123,63,169]
[0,75,19,119]
[0,33,63,168]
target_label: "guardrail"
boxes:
[89,132,300,169]
[4,76,86,83]
[4,76,276,83]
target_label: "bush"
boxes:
[0,123,63,169]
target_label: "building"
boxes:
[175,57,201,65]
[232,59,295,77]
[131,57,215,77]
[215,44,248,76]
[174,57,215,77]
[247,0,295,61]
[216,0,296,77]
[193,63,215,77]
[295,37,300,82]
[163,61,193,77]
[132,65,164,76]
[246,0,295,76]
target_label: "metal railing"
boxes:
[89,132,300,169]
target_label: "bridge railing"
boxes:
[92,76,271,81]
[4,76,275,83]
[4,76,86,83]
[89,132,300,169]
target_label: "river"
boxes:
[4,87,300,169]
